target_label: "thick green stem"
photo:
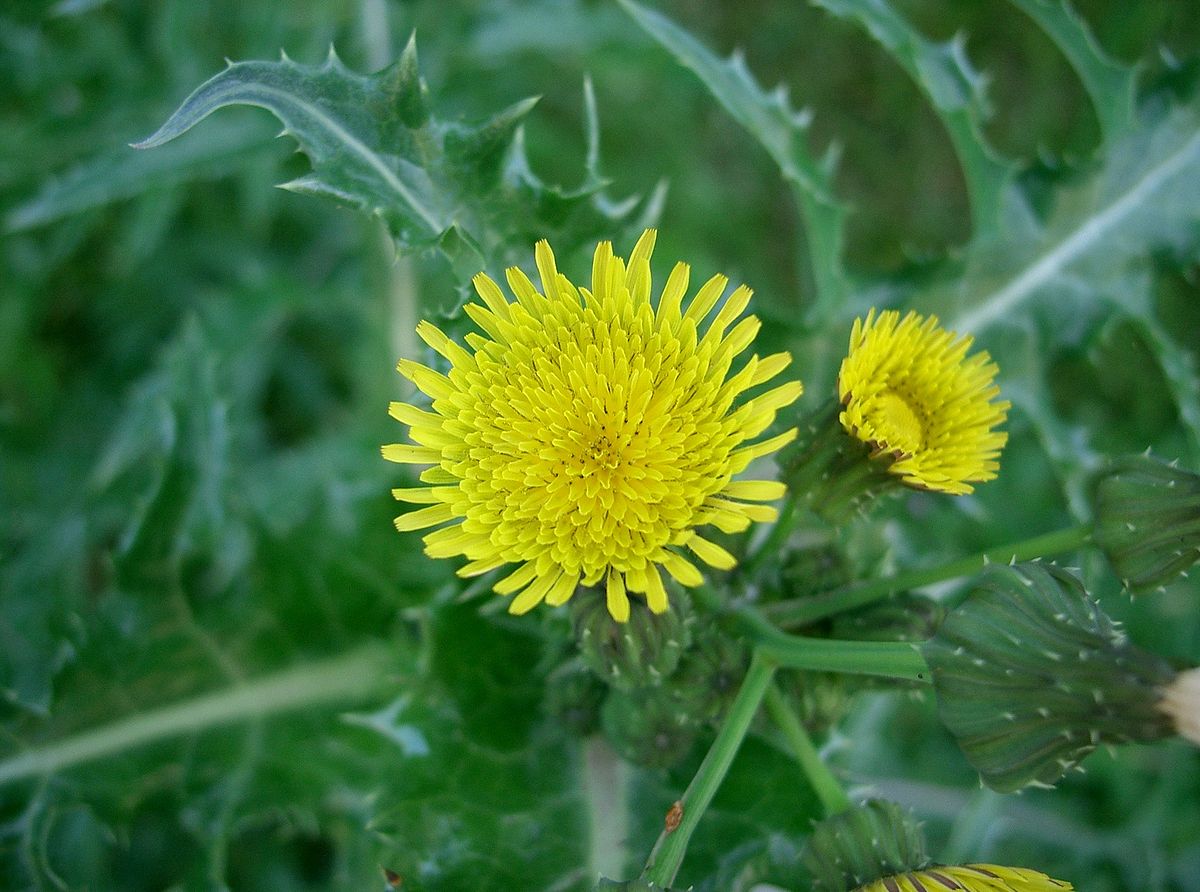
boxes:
[0,644,392,787]
[764,682,850,816]
[735,606,930,682]
[641,652,776,887]
[765,523,1094,628]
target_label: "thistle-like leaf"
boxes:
[617,0,849,319]
[134,37,655,287]
[811,0,1013,236]
[134,45,450,243]
[1008,0,1137,143]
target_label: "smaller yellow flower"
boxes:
[838,309,1010,495]
[856,863,1072,892]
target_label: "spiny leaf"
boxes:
[134,39,655,291]
[1007,0,1137,144]
[810,0,1013,236]
[134,47,449,242]
[617,0,849,321]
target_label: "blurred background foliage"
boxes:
[1,0,1198,889]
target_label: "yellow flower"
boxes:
[383,230,802,621]
[856,863,1073,892]
[838,309,1009,495]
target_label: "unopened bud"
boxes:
[802,800,929,892]
[670,623,749,725]
[781,544,852,599]
[573,591,693,691]
[924,562,1176,792]
[544,659,607,736]
[600,686,702,769]
[1093,453,1200,593]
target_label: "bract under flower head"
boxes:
[856,864,1072,892]
[383,230,802,621]
[838,309,1009,495]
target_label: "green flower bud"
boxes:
[670,623,749,725]
[600,685,701,769]
[829,593,943,643]
[573,590,694,691]
[784,671,849,735]
[923,562,1177,792]
[1093,453,1200,593]
[544,659,607,736]
[781,544,852,600]
[802,800,929,892]
[780,401,898,524]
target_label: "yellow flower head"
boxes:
[383,230,802,621]
[857,864,1073,892]
[837,309,1009,495]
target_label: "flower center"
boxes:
[584,433,623,472]
[873,390,924,456]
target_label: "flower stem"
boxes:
[640,652,776,888]
[0,644,393,787]
[764,522,1094,628]
[764,682,850,816]
[734,606,930,682]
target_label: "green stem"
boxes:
[641,652,776,887]
[764,682,850,817]
[0,644,392,787]
[765,522,1094,628]
[744,490,801,575]
[742,609,929,682]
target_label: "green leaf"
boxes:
[134,38,656,288]
[810,0,1014,236]
[617,0,849,321]
[134,45,450,241]
[947,102,1200,333]
[1007,0,1137,144]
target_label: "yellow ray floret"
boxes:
[857,864,1072,892]
[838,309,1010,495]
[383,230,802,620]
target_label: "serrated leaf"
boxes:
[617,0,849,320]
[1007,0,1136,144]
[134,48,450,242]
[135,40,656,293]
[810,0,1013,237]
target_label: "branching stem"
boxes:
[764,522,1094,628]
[764,682,850,816]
